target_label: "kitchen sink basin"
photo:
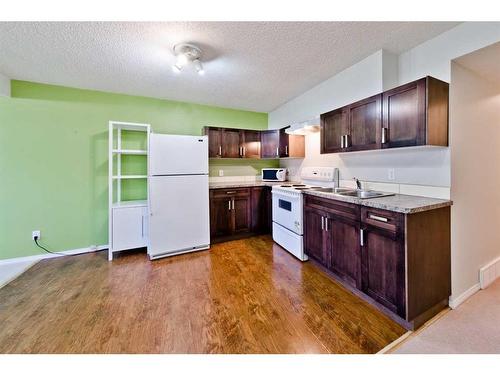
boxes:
[310,187,395,199]
[310,187,353,193]
[335,190,395,199]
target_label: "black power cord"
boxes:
[34,236,102,257]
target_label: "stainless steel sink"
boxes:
[310,187,394,199]
[310,187,353,193]
[335,190,395,199]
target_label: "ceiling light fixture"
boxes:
[172,43,205,75]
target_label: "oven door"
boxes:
[272,190,303,235]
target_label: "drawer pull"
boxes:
[369,214,388,222]
[226,191,236,194]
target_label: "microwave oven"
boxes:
[261,168,287,182]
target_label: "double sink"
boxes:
[309,187,395,199]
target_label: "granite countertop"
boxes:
[209,180,452,214]
[304,190,452,214]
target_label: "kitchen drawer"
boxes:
[304,195,359,221]
[361,207,403,233]
[210,188,251,198]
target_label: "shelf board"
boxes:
[112,199,148,208]
[112,149,147,155]
[112,175,148,179]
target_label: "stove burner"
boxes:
[292,184,306,187]
[280,185,292,187]
[294,187,310,190]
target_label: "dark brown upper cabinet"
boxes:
[320,76,449,154]
[206,127,223,158]
[204,126,304,159]
[279,127,306,158]
[320,107,348,153]
[221,128,241,158]
[240,130,261,159]
[260,130,280,158]
[348,94,382,152]
[382,76,448,149]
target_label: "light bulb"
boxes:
[193,59,204,75]
[176,54,189,67]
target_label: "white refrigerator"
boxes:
[148,134,210,260]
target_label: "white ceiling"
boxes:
[0,22,460,112]
[455,41,500,84]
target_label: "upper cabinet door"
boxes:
[279,128,290,157]
[321,107,349,154]
[221,128,241,158]
[348,94,382,152]
[241,130,261,159]
[261,130,280,158]
[382,78,426,148]
[205,127,222,158]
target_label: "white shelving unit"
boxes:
[108,121,151,261]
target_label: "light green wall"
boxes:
[0,80,277,260]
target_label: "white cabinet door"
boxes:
[112,206,147,251]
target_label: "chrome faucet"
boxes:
[333,168,339,188]
[354,178,362,190]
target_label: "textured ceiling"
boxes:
[0,22,460,112]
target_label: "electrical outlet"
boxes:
[388,168,395,181]
[218,169,224,177]
[32,230,41,240]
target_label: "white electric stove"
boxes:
[272,167,339,261]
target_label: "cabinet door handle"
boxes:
[232,199,235,210]
[381,128,388,144]
[276,147,279,157]
[344,134,350,148]
[325,218,328,232]
[360,229,364,246]
[141,215,144,237]
[243,147,246,156]
[285,145,288,155]
[321,216,325,230]
[228,200,231,210]
[218,146,222,156]
[340,135,344,149]
[369,214,388,222]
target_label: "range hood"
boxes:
[285,116,320,135]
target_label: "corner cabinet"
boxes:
[210,186,271,242]
[303,194,451,329]
[321,76,449,154]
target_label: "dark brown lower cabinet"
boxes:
[210,186,271,242]
[304,207,328,264]
[361,223,406,317]
[251,187,272,234]
[304,194,451,329]
[329,216,361,289]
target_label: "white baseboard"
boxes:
[0,244,108,289]
[448,283,481,309]
[480,256,500,289]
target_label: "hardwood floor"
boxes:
[0,235,405,353]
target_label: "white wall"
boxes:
[270,22,500,194]
[0,72,10,97]
[399,22,500,84]
[450,61,500,300]
[268,50,385,130]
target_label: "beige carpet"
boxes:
[394,279,500,353]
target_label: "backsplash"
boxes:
[209,158,279,177]
[280,132,450,199]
